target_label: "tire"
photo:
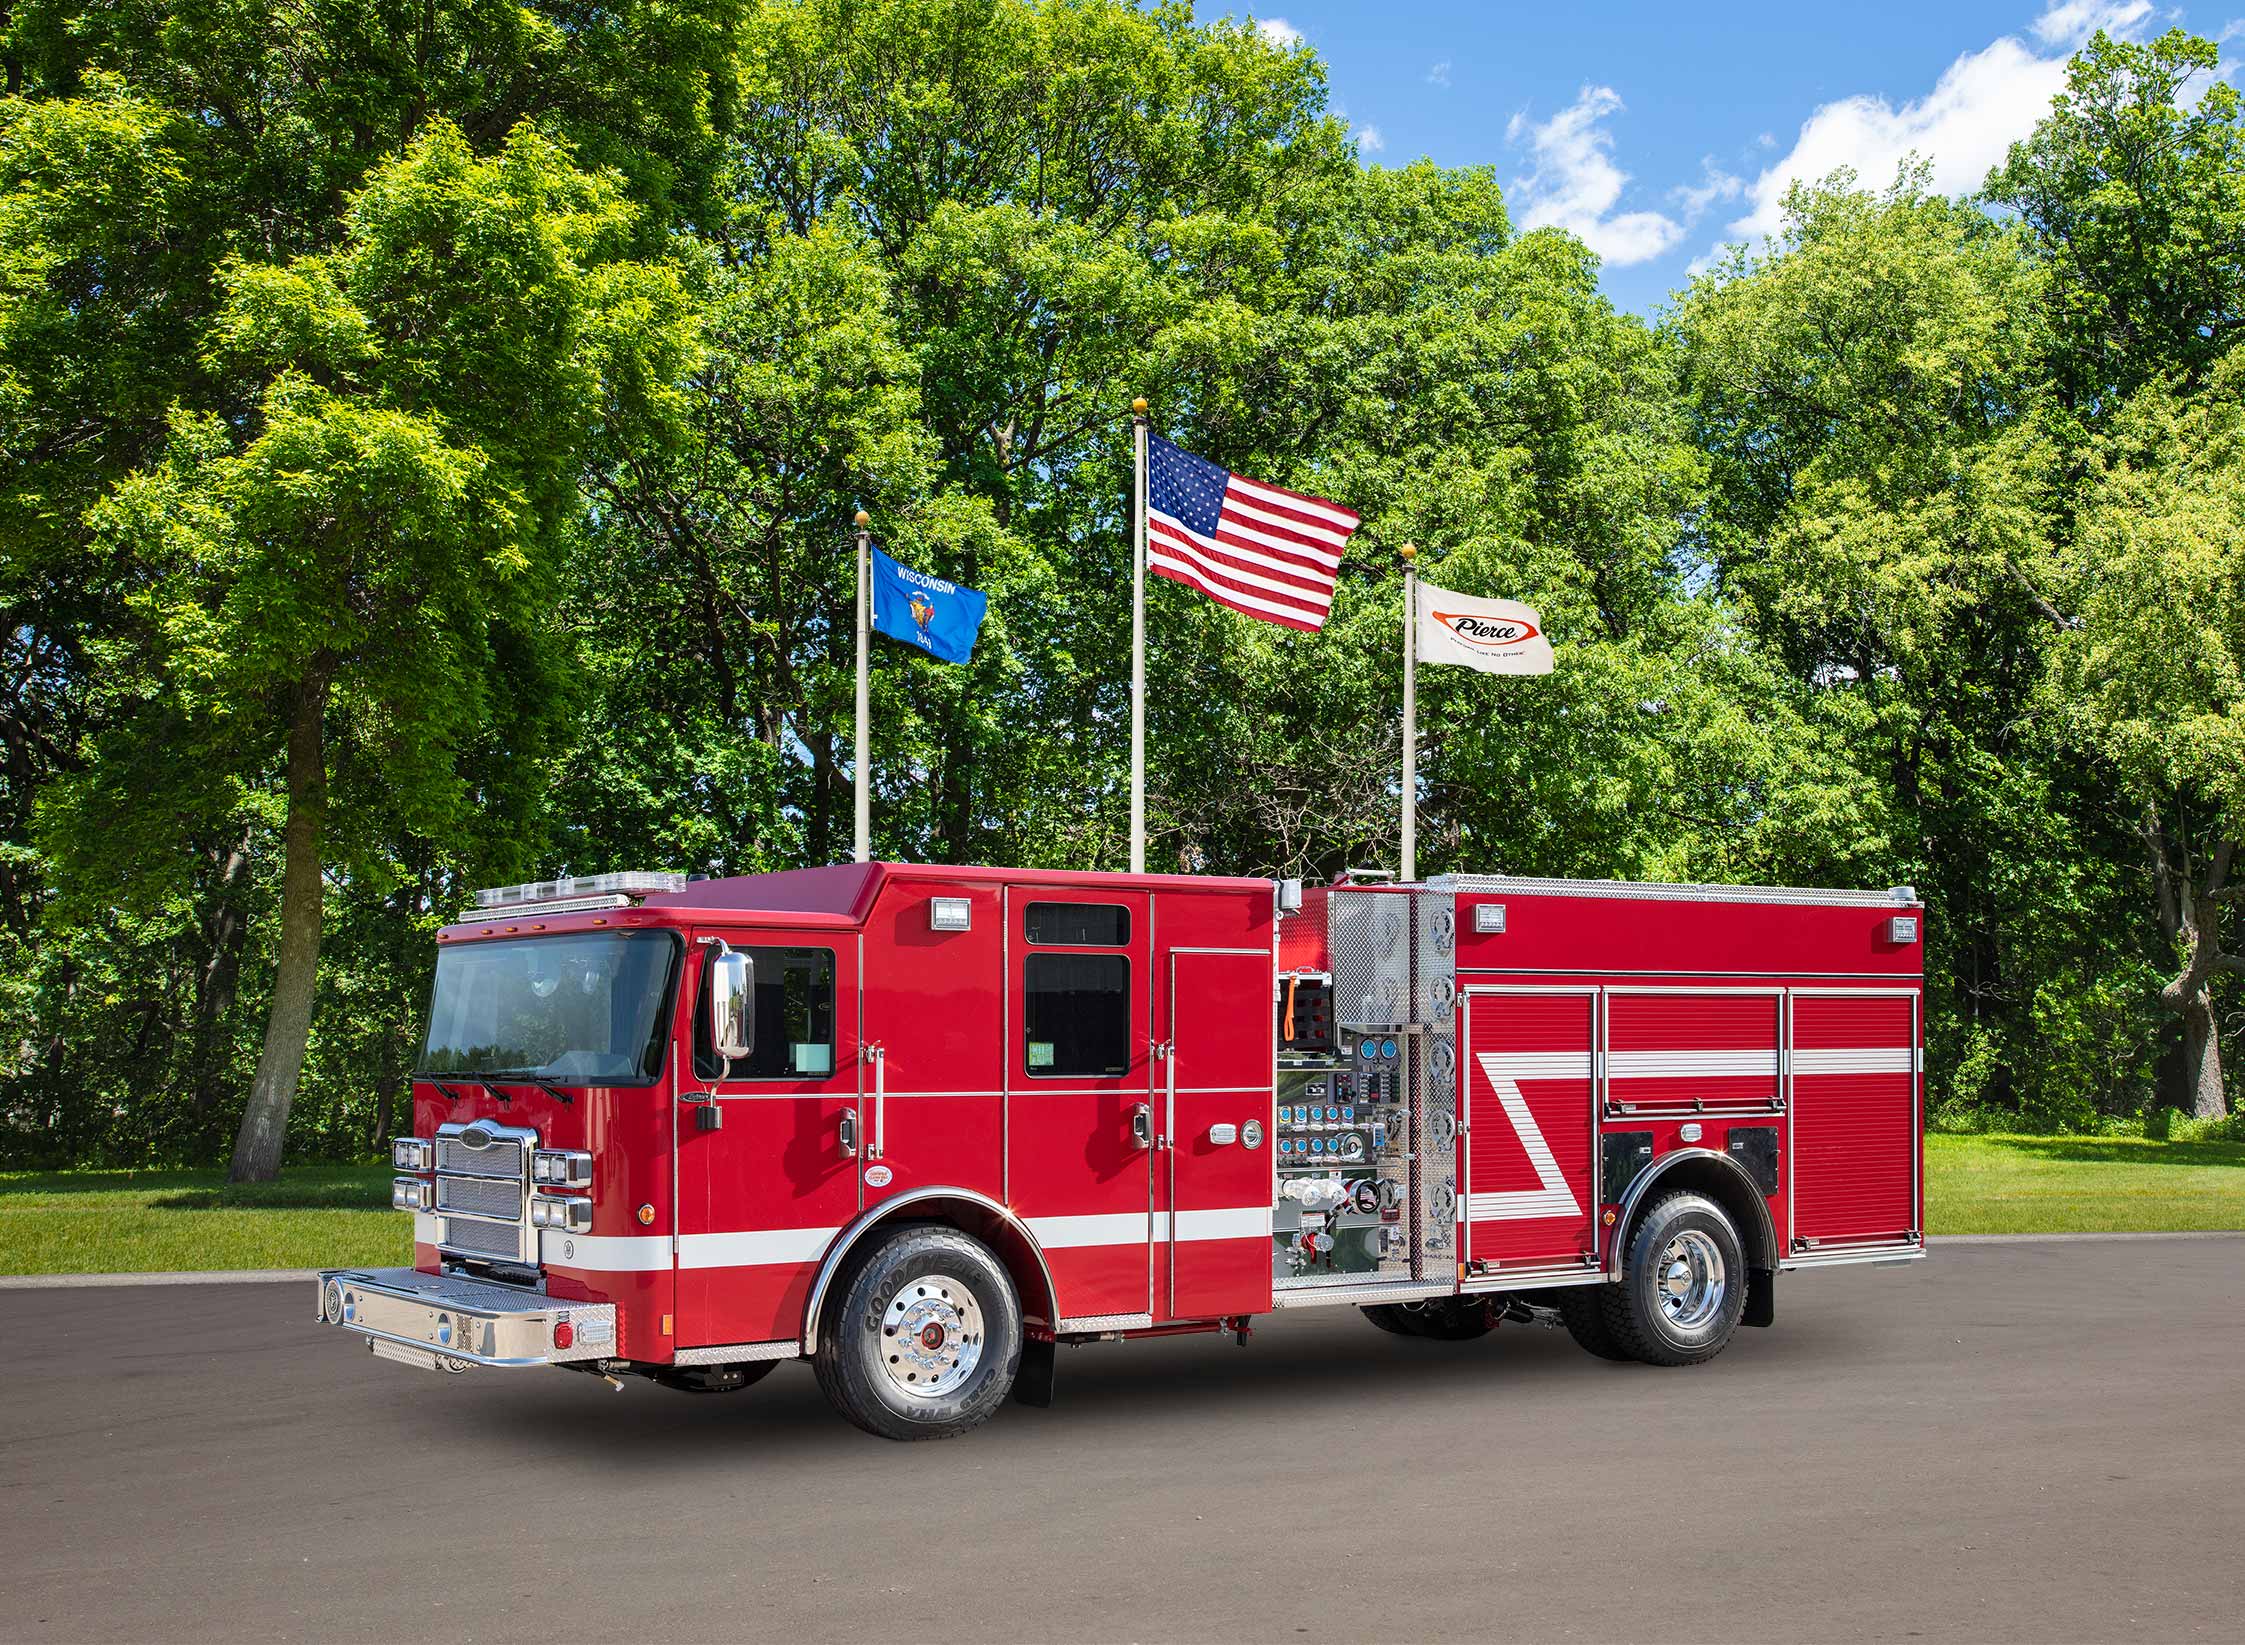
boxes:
[1361,1299,1494,1340]
[813,1223,1023,1441]
[1601,1191,1747,1367]
[650,1360,779,1395]
[1554,1285,1633,1362]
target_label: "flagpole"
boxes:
[853,509,871,864]
[1400,543,1418,882]
[1130,396,1148,875]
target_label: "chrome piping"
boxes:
[1601,1146,1778,1282]
[798,1185,1059,1355]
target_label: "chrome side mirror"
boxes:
[707,947,754,1063]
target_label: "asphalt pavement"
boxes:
[3,1238,2241,1643]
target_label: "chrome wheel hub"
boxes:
[878,1275,984,1399]
[1655,1229,1727,1331]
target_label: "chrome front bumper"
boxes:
[316,1266,616,1371]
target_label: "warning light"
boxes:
[1601,1208,1618,1226]
[636,1203,656,1226]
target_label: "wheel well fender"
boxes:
[1605,1148,1776,1281]
[800,1187,1057,1354]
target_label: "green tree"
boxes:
[1986,27,2245,413]
[2049,355,2245,1117]
[52,122,686,1178]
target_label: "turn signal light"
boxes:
[530,1195,593,1233]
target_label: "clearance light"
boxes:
[391,1137,432,1171]
[391,1176,433,1211]
[636,1203,656,1226]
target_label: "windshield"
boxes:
[420,931,679,1083]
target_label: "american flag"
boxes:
[1146,435,1360,632]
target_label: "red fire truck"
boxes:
[317,862,1926,1439]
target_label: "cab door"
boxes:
[1003,888,1154,1325]
[674,929,860,1347]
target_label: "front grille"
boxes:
[436,1174,520,1219]
[436,1135,524,1178]
[441,1217,522,1260]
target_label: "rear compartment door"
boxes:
[1461,986,1599,1277]
[1788,988,1920,1249]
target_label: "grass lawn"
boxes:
[1926,1132,2245,1234]
[2,1135,2240,1275]
[0,1164,406,1275]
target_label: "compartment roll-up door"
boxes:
[1790,992,1918,1245]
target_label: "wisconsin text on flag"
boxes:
[1146,435,1360,631]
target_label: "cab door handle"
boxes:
[838,1110,859,1160]
[1130,1103,1154,1149]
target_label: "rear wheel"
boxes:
[1553,1285,1632,1362]
[1601,1192,1747,1367]
[814,1224,1023,1440]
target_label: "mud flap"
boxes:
[1745,1266,1775,1328]
[1013,1336,1058,1407]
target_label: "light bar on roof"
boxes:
[471,871,686,911]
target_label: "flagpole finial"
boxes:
[1399,541,1417,563]
[1131,397,1148,416]
[853,509,870,528]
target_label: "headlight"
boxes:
[391,1176,432,1211]
[391,1137,431,1171]
[532,1149,593,1187]
[530,1195,592,1233]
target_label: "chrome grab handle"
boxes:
[867,1044,886,1161]
[838,1110,858,1160]
[1130,1102,1154,1149]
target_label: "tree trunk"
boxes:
[191,833,255,1115]
[228,680,328,1183]
[2180,985,2225,1121]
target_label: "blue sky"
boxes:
[1240,1,2243,314]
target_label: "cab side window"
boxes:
[695,945,837,1080]
[1023,903,1131,1077]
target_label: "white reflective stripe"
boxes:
[1028,1208,1271,1249]
[1794,1047,1915,1075]
[1027,1212,1152,1250]
[1609,1049,1779,1078]
[1470,1054,1584,1221]
[1481,1051,1593,1080]
[412,1213,441,1246]
[680,1227,842,1269]
[1172,1206,1272,1241]
[542,1231,672,1272]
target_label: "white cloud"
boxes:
[1428,60,1452,88]
[1505,85,1687,266]
[1717,0,2153,250]
[1356,124,1386,152]
[1672,158,1745,217]
[2032,1,2150,46]
[1254,17,1302,49]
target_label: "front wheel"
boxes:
[814,1224,1023,1440]
[1602,1192,1747,1367]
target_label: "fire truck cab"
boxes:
[319,861,1926,1439]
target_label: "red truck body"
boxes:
[340,862,1922,1423]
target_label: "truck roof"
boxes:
[636,860,1277,922]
